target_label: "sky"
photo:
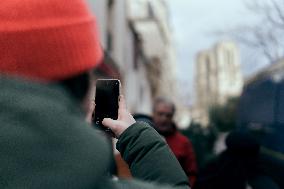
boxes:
[166,0,268,103]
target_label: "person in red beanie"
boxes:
[0,1,190,189]
[153,97,198,187]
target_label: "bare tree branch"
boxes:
[269,0,284,28]
[219,0,284,63]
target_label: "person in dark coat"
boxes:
[193,131,280,189]
[133,113,155,127]
[0,1,190,189]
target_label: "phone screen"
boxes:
[93,79,120,133]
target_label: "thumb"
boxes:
[102,118,117,130]
[102,118,129,137]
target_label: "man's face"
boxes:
[153,102,174,133]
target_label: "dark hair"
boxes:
[59,72,90,101]
[133,113,154,127]
[225,131,260,157]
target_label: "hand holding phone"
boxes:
[102,95,136,137]
[92,79,135,137]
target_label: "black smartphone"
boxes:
[93,79,120,134]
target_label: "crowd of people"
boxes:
[0,0,282,189]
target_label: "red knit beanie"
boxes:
[0,0,103,82]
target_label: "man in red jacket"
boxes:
[153,97,198,187]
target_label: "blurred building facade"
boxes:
[87,0,179,116]
[193,41,243,126]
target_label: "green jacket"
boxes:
[0,76,190,189]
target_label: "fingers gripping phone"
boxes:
[93,79,120,134]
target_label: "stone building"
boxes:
[87,0,178,115]
[194,41,243,126]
